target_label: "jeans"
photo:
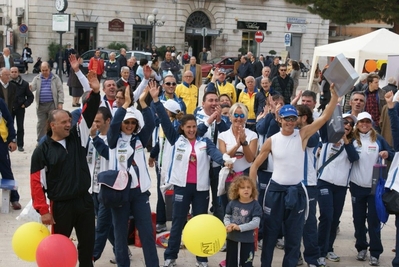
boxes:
[0,141,19,202]
[92,193,115,261]
[12,108,26,148]
[164,184,209,263]
[112,188,158,267]
[349,182,383,259]
[317,179,347,257]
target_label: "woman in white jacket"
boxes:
[148,81,230,267]
[349,111,393,266]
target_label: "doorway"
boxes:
[75,22,97,55]
[132,26,152,51]
[241,32,257,55]
[185,11,212,58]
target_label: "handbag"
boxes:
[26,57,33,63]
[383,189,399,214]
[98,170,130,208]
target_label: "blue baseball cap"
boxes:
[279,104,298,118]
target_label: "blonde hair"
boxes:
[353,127,377,147]
[228,175,258,200]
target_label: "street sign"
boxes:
[254,31,264,43]
[201,27,208,37]
[19,24,28,34]
[284,33,292,46]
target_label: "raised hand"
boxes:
[148,80,159,102]
[123,85,131,109]
[69,54,80,72]
[385,91,394,109]
[139,86,149,109]
[143,65,152,80]
[87,71,100,93]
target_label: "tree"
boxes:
[284,0,399,25]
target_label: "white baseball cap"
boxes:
[356,112,373,124]
[163,99,181,114]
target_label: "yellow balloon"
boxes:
[377,60,387,70]
[182,214,226,257]
[12,222,50,262]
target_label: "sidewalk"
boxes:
[0,77,397,267]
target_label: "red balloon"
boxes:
[36,234,77,267]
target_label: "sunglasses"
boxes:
[343,120,354,127]
[123,120,137,125]
[233,113,245,118]
[279,69,287,71]
[164,82,177,86]
[282,116,298,122]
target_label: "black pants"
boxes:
[52,193,95,267]
[226,239,255,267]
[12,108,25,148]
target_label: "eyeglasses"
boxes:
[123,120,137,125]
[343,120,354,127]
[279,69,287,72]
[233,113,245,118]
[164,82,177,86]
[184,75,193,78]
[282,116,298,122]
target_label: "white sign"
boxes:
[52,14,70,32]
[286,23,307,33]
[287,17,306,24]
[201,27,208,37]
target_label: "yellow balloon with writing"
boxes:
[12,222,50,262]
[182,214,226,257]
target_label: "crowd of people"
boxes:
[1,45,399,267]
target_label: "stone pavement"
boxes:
[0,76,397,267]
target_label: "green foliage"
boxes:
[107,41,128,50]
[269,50,277,55]
[238,47,246,54]
[48,41,61,60]
[157,45,167,60]
[284,0,399,25]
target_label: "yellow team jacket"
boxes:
[175,82,198,114]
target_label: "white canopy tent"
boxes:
[307,28,399,91]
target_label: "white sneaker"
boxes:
[357,249,367,261]
[163,259,177,267]
[276,238,285,249]
[326,251,340,262]
[258,239,263,250]
[196,261,208,267]
[318,257,326,267]
[110,248,132,264]
[369,256,380,266]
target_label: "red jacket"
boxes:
[88,57,104,75]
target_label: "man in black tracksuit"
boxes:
[30,55,100,267]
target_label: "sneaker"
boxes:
[258,239,263,250]
[196,261,208,267]
[156,223,167,233]
[357,249,367,261]
[297,255,304,266]
[327,251,340,262]
[163,259,176,267]
[18,146,24,152]
[318,257,326,267]
[219,259,226,267]
[110,249,132,264]
[276,238,285,249]
[369,256,379,266]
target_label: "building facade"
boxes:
[5,0,329,63]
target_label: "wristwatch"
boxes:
[12,139,16,143]
[241,141,248,146]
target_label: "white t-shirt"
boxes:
[218,128,258,172]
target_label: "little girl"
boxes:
[224,175,262,267]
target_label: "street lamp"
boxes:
[148,8,166,47]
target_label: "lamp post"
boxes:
[147,8,166,47]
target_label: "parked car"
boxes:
[201,56,239,78]
[0,52,26,73]
[125,51,152,65]
[80,49,119,75]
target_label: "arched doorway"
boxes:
[185,11,212,60]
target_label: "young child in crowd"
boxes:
[224,175,262,267]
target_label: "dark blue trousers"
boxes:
[164,184,209,263]
[226,239,255,267]
[0,141,19,202]
[393,215,399,267]
[349,182,383,259]
[261,181,306,267]
[317,179,347,257]
[112,188,158,267]
[156,165,167,224]
[257,171,272,241]
[92,193,115,261]
[301,186,320,265]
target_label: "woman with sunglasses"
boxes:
[148,81,231,267]
[316,113,359,266]
[91,85,158,266]
[349,111,394,265]
[250,84,338,267]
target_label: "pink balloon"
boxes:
[36,234,78,267]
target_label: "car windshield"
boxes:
[12,53,22,59]
[207,57,223,64]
